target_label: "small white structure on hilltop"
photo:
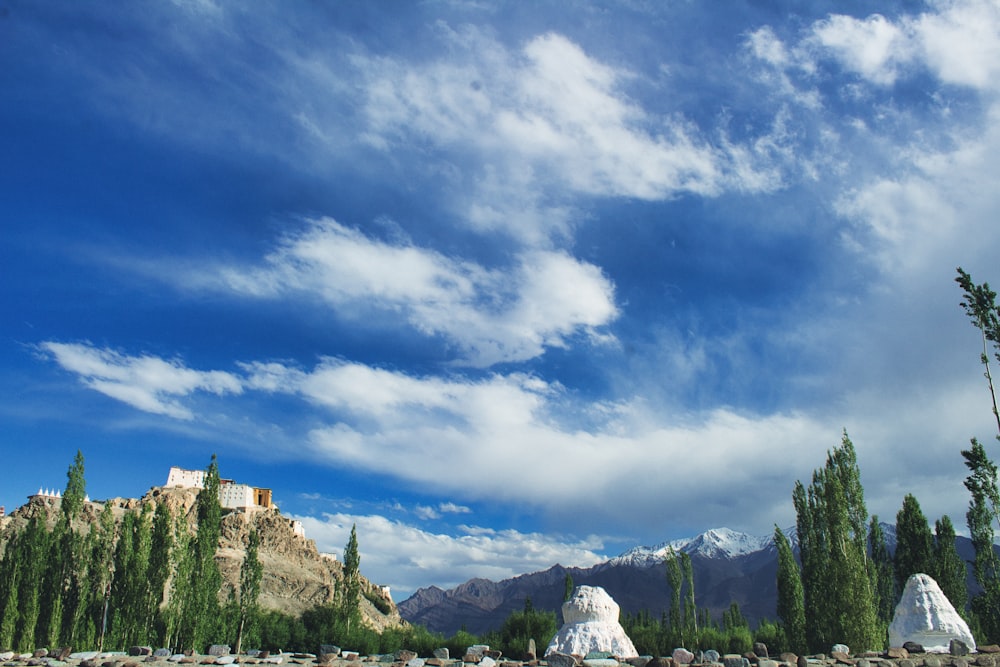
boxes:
[29,488,90,502]
[165,466,275,511]
[889,573,976,653]
[546,585,638,658]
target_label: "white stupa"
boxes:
[888,573,976,653]
[545,586,638,658]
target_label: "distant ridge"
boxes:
[396,523,938,637]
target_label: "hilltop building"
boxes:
[165,466,304,537]
[166,466,275,510]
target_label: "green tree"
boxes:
[956,268,1000,440]
[235,528,264,656]
[15,515,49,650]
[962,437,1000,640]
[664,547,683,647]
[933,515,968,614]
[495,597,558,658]
[175,455,224,651]
[341,523,361,632]
[793,431,880,652]
[563,572,574,602]
[868,516,896,636]
[774,525,806,655]
[145,500,174,645]
[894,494,935,590]
[0,530,22,649]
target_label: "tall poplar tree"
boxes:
[774,526,806,654]
[867,516,896,634]
[341,523,361,633]
[962,437,1000,640]
[0,530,22,649]
[234,528,263,656]
[933,515,968,614]
[178,455,224,651]
[793,431,880,652]
[147,501,174,645]
[894,494,935,590]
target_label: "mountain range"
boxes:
[396,524,978,637]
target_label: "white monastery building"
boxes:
[166,466,275,511]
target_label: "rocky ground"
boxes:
[4,643,1000,667]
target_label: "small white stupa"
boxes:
[545,585,638,658]
[888,573,976,653]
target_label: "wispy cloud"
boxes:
[185,218,618,366]
[292,512,608,598]
[38,342,242,420]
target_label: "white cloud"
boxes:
[39,342,243,420]
[809,14,909,86]
[356,29,791,242]
[290,512,607,598]
[770,1,1000,94]
[204,218,619,366]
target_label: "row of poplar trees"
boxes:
[0,454,263,654]
[772,268,1000,654]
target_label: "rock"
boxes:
[672,649,694,665]
[796,656,808,667]
[890,574,976,654]
[582,660,619,667]
[547,652,581,667]
[34,650,49,658]
[154,650,172,658]
[778,654,797,665]
[902,643,924,654]
[831,646,850,656]
[130,648,153,657]
[924,657,941,667]
[319,646,340,657]
[167,655,185,662]
[981,646,1000,654]
[395,651,417,663]
[467,646,490,659]
[70,653,100,661]
[754,645,769,660]
[215,658,236,665]
[951,640,972,656]
[433,649,449,660]
[646,658,671,667]
[406,659,424,667]
[757,660,779,667]
[525,640,536,662]
[703,651,721,664]
[208,647,231,658]
[723,655,744,667]
[545,586,639,659]
[626,657,652,667]
[0,652,14,662]
[885,649,908,659]
[479,657,496,667]
[831,652,854,665]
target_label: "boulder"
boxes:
[889,574,976,653]
[545,586,639,659]
[672,649,694,665]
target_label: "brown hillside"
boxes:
[0,487,404,632]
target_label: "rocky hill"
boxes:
[0,486,404,632]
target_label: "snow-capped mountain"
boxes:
[607,527,778,568]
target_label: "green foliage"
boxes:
[774,525,806,655]
[563,572,574,602]
[341,524,361,631]
[492,597,557,658]
[793,431,881,653]
[235,528,264,654]
[894,494,934,590]
[867,516,895,642]
[962,437,1000,642]
[362,588,394,616]
[933,515,968,614]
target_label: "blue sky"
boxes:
[4,0,1000,601]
